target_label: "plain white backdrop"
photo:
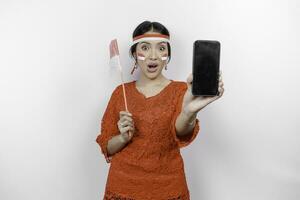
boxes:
[0,0,299,199]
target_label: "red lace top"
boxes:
[96,80,200,200]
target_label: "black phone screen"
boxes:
[192,40,220,96]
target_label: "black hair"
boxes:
[129,21,171,64]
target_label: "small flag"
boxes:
[109,39,121,70]
[108,38,129,113]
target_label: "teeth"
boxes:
[148,64,158,68]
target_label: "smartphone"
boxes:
[192,40,221,96]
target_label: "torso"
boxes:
[101,80,196,199]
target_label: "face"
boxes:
[134,31,169,79]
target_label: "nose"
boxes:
[149,48,158,60]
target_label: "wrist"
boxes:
[182,108,197,125]
[119,134,128,144]
[183,107,197,118]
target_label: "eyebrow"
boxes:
[140,41,167,45]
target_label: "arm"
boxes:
[106,134,128,157]
[96,86,125,163]
[175,109,197,137]
[170,85,200,148]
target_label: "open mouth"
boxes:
[147,63,158,72]
[148,63,158,68]
[147,64,158,72]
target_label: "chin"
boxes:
[147,71,163,79]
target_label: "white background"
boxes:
[0,0,299,199]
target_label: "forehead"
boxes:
[138,41,167,45]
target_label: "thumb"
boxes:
[186,73,193,91]
[128,131,133,138]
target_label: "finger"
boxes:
[120,120,134,128]
[218,87,224,96]
[128,130,134,139]
[187,74,193,85]
[120,116,133,123]
[187,73,193,83]
[122,116,132,123]
[119,111,132,117]
[187,73,193,90]
[218,79,223,87]
[128,131,132,139]
[123,126,134,132]
[124,111,133,116]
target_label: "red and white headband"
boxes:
[132,33,170,45]
[132,33,170,61]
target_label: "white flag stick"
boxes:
[117,56,129,112]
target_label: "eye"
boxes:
[159,46,166,51]
[141,45,149,51]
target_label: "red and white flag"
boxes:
[109,39,121,70]
[108,38,129,112]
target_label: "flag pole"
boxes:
[117,57,129,112]
[117,47,133,138]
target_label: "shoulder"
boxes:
[172,80,187,87]
[115,80,135,90]
[172,80,188,94]
[112,80,135,95]
[109,84,123,100]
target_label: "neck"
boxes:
[136,73,169,87]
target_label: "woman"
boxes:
[96,21,224,200]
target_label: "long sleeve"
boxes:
[169,83,200,148]
[95,85,121,163]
